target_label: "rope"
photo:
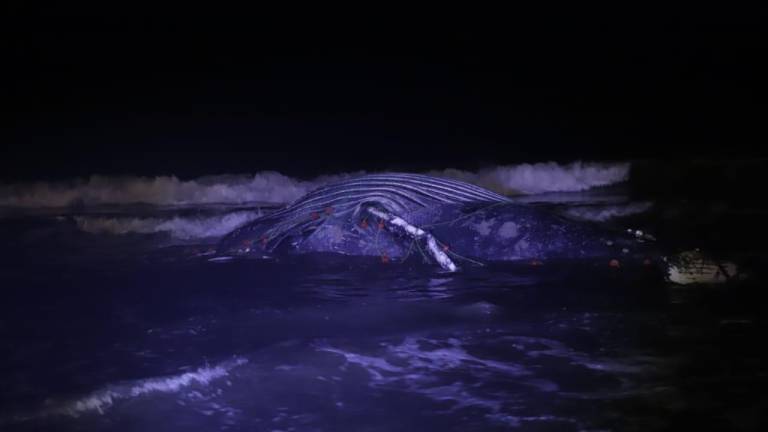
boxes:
[422,200,509,229]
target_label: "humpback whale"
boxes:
[218,173,655,271]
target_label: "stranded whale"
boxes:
[218,173,655,271]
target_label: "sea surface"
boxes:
[1,161,766,431]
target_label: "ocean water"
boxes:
[1,161,766,431]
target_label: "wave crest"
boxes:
[9,357,247,422]
[0,172,330,208]
[74,211,262,240]
[430,161,630,195]
[0,162,630,208]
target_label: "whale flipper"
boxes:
[363,206,457,271]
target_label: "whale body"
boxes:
[218,173,652,269]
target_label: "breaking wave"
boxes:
[0,172,344,208]
[0,161,630,208]
[430,161,630,195]
[10,357,247,422]
[73,210,262,240]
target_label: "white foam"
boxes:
[0,172,347,208]
[430,161,630,195]
[320,336,528,384]
[319,336,576,428]
[501,335,656,374]
[74,210,261,239]
[319,331,666,428]
[17,357,247,421]
[0,162,630,208]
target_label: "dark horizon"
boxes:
[3,5,765,181]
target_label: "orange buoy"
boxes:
[359,218,369,229]
[643,258,652,266]
[529,259,543,266]
[310,212,320,220]
[325,206,334,215]
[609,259,621,268]
[380,254,390,263]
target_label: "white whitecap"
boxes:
[0,161,631,208]
[13,357,247,422]
[73,211,261,239]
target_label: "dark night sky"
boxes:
[2,4,766,180]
